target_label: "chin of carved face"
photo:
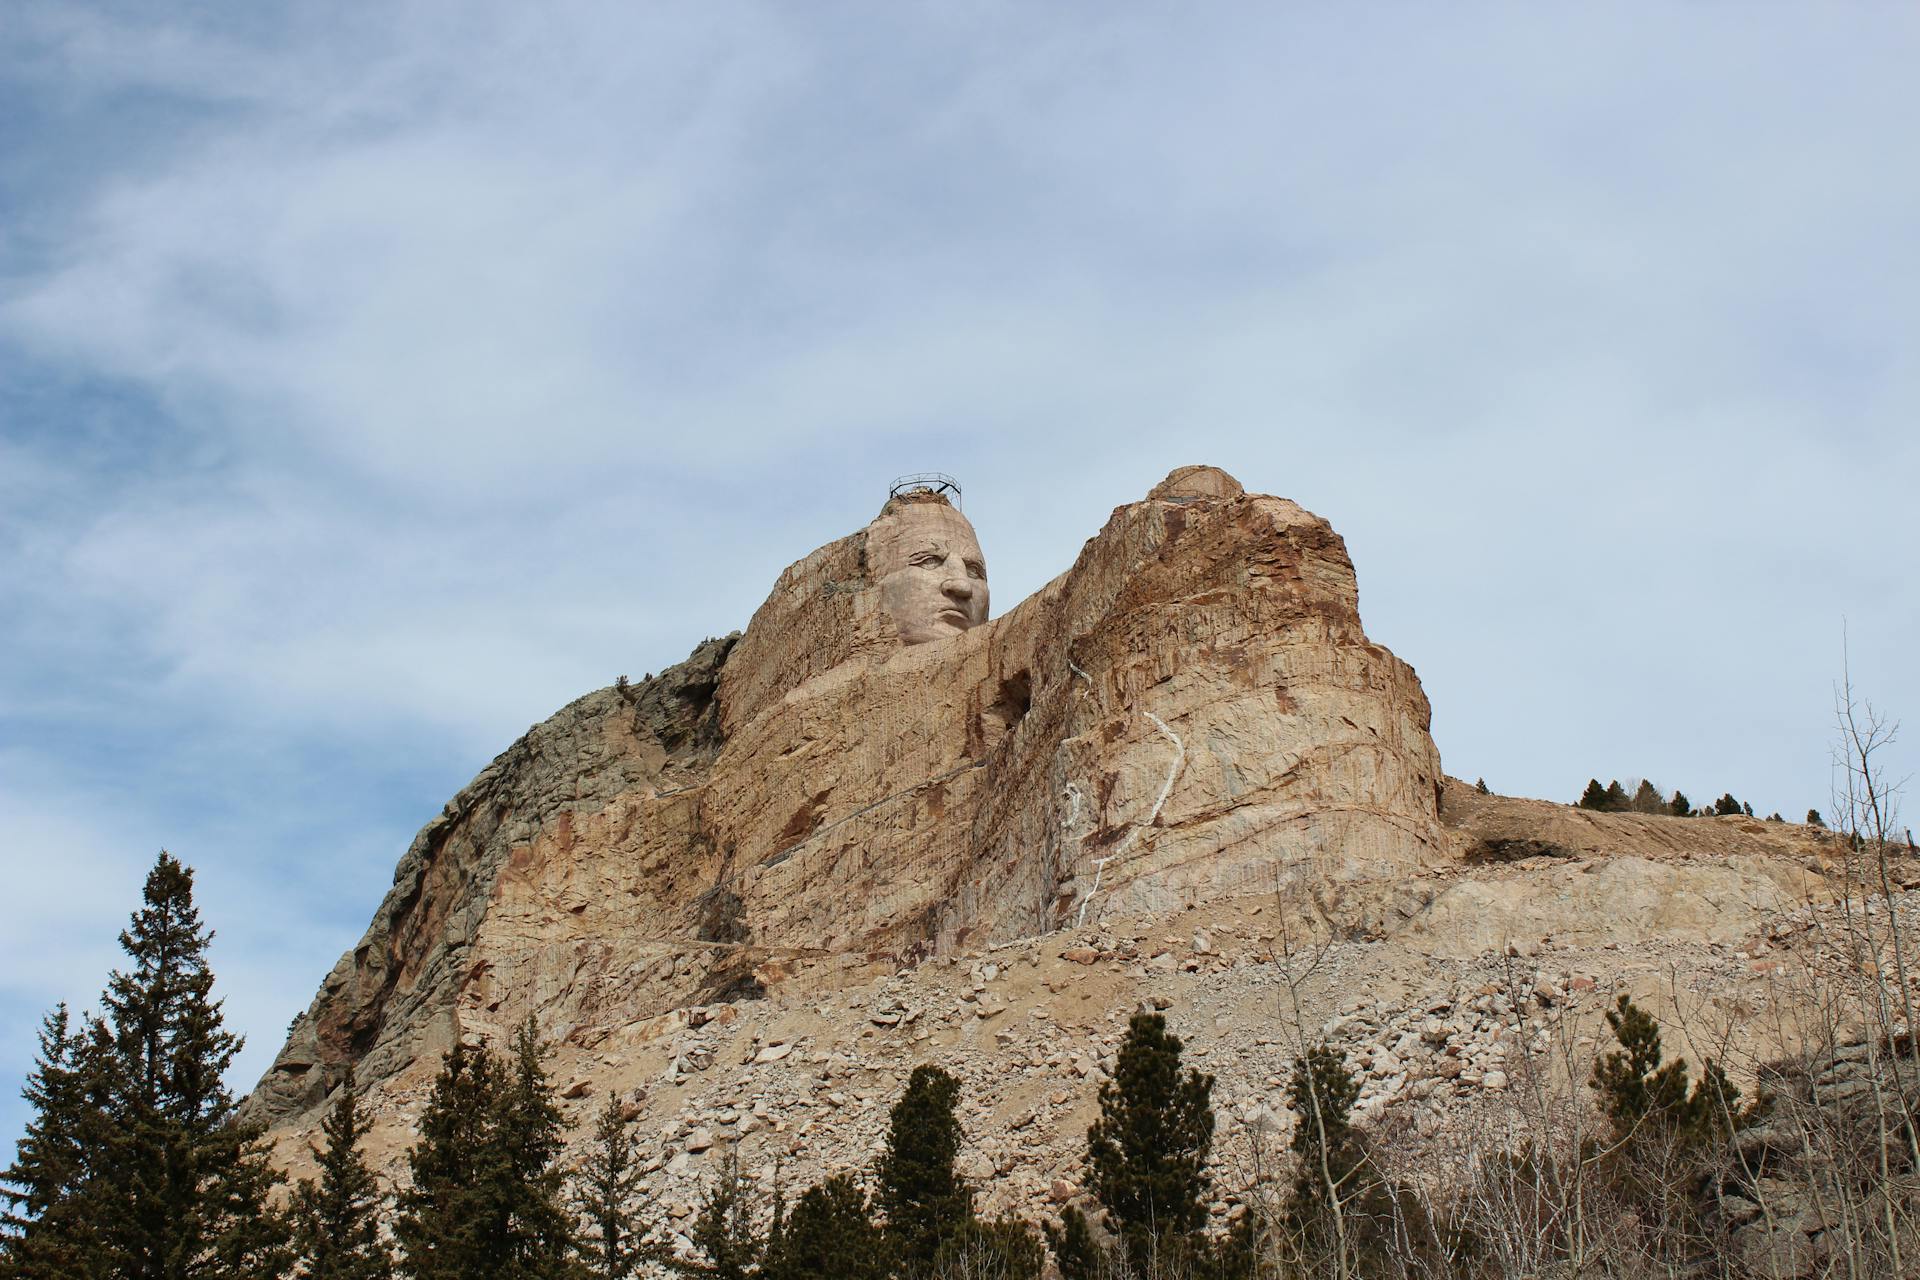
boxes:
[870,505,990,645]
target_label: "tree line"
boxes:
[1573,778,1811,824]
[2,852,1783,1280]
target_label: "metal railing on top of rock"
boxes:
[887,472,962,507]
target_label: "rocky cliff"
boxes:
[248,465,1446,1123]
[245,466,1880,1243]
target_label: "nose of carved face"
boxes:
[933,572,978,629]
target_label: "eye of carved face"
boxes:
[869,503,990,645]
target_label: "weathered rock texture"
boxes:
[248,466,1444,1123]
[247,466,1870,1241]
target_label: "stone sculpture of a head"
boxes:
[866,491,989,645]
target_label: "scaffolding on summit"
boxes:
[888,471,962,507]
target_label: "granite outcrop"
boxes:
[247,465,1445,1123]
[245,467,1875,1256]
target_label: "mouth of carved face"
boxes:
[935,606,973,627]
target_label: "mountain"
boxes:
[245,465,1859,1235]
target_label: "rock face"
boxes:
[245,466,1445,1123]
[246,466,1875,1242]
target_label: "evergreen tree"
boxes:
[83,852,291,1279]
[573,1095,644,1279]
[1474,778,1490,795]
[1284,1043,1363,1261]
[1712,793,1743,817]
[1589,996,1769,1241]
[1742,801,1755,817]
[1592,996,1692,1136]
[876,1065,969,1277]
[290,1069,391,1280]
[681,1149,761,1280]
[1668,791,1692,817]
[1807,809,1825,828]
[1073,1012,1216,1271]
[1577,779,1609,810]
[1629,780,1664,814]
[1590,995,1766,1143]
[492,1020,580,1276]
[761,1176,883,1280]
[1287,1046,1360,1186]
[0,1005,106,1276]
[396,1042,503,1279]
[1043,1208,1100,1280]
[1283,1044,1433,1276]
[396,1025,579,1280]
[1602,780,1630,812]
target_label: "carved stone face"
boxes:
[867,499,989,645]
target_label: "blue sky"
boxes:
[3,2,1917,1147]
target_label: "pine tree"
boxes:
[0,1005,106,1275]
[395,1041,503,1279]
[1669,791,1692,817]
[1077,1012,1216,1268]
[396,1024,579,1280]
[1577,779,1609,810]
[1044,1208,1100,1280]
[1629,780,1664,814]
[1602,780,1630,812]
[1590,995,1766,1144]
[1474,778,1490,795]
[88,851,291,1279]
[1285,1043,1364,1261]
[1287,1046,1359,1182]
[290,1069,391,1280]
[1807,809,1826,828]
[1713,793,1743,817]
[876,1065,970,1277]
[572,1094,644,1279]
[761,1176,883,1280]
[682,1148,761,1280]
[1592,996,1691,1135]
[1589,995,1769,1237]
[492,1020,580,1277]
[1283,1044,1429,1276]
